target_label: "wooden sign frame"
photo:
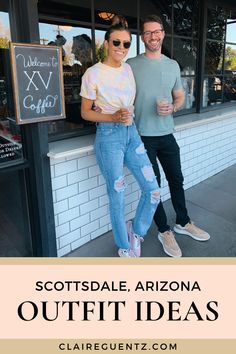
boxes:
[10,42,66,124]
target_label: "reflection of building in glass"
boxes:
[72,34,92,66]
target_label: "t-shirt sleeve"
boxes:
[173,62,183,91]
[80,69,97,100]
[126,63,136,91]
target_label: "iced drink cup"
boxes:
[157,98,169,115]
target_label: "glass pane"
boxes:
[207,76,223,106]
[207,5,226,41]
[174,38,197,75]
[223,42,236,103]
[139,38,145,54]
[0,11,23,165]
[173,0,199,37]
[226,14,236,43]
[0,170,32,256]
[39,21,94,134]
[139,0,172,35]
[94,0,137,29]
[224,44,236,71]
[181,77,196,110]
[205,41,224,75]
[223,74,236,102]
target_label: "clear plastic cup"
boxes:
[157,98,169,115]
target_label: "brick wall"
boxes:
[50,114,236,256]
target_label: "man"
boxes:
[127,14,210,258]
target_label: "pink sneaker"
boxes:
[126,220,143,257]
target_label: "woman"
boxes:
[80,16,160,257]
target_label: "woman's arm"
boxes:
[81,97,131,124]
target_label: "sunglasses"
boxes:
[111,39,131,49]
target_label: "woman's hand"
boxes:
[112,108,131,124]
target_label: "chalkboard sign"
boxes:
[10,43,65,124]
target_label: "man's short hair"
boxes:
[140,14,164,34]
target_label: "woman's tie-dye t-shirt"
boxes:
[80,62,136,114]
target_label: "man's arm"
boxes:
[172,89,185,112]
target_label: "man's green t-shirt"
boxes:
[127,54,183,136]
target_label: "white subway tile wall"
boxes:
[50,115,236,256]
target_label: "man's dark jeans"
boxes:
[141,134,190,233]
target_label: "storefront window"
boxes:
[224,15,236,103]
[0,11,23,166]
[173,0,199,37]
[38,21,94,139]
[34,1,236,128]
[205,41,224,75]
[38,0,139,140]
[174,39,197,111]
[204,6,236,107]
[207,5,226,41]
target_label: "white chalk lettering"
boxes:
[24,71,39,91]
[23,95,58,114]
[16,54,56,68]
[37,71,52,90]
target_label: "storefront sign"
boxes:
[10,43,65,124]
[0,139,22,162]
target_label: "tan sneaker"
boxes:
[173,222,210,241]
[158,230,182,258]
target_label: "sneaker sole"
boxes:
[173,227,210,241]
[157,234,182,258]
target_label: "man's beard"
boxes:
[144,41,162,53]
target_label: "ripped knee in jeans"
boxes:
[135,143,146,155]
[151,190,160,204]
[114,176,126,192]
[141,165,156,182]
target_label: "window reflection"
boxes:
[225,44,236,71]
[205,41,224,75]
[223,44,236,102]
[207,76,223,105]
[39,22,94,135]
[0,11,23,165]
[204,5,236,108]
[207,6,226,40]
[173,0,199,37]
[174,38,197,74]
[181,77,196,110]
[139,0,172,35]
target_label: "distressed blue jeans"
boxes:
[95,122,160,250]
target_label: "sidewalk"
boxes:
[66,164,236,258]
